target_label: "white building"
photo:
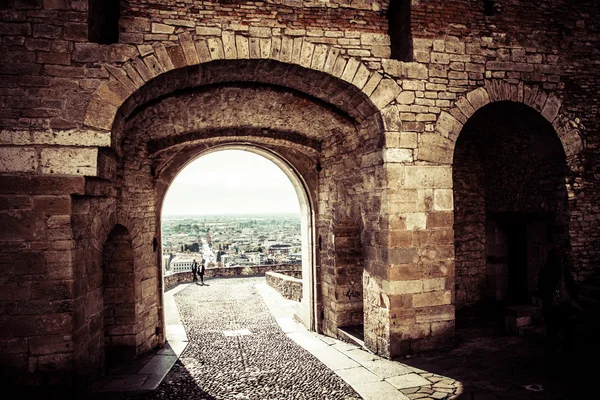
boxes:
[170,253,202,273]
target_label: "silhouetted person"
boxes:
[191,259,198,283]
[199,258,206,285]
[538,247,581,377]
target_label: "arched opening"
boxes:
[99,58,386,358]
[387,0,413,61]
[102,224,136,369]
[159,146,318,328]
[453,101,570,328]
[88,0,120,45]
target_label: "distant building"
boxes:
[170,253,202,273]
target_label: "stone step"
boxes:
[337,325,365,349]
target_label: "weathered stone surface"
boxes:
[370,79,401,110]
[0,147,37,172]
[40,148,97,176]
[403,167,453,189]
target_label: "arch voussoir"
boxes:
[83,31,400,135]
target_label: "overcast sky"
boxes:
[162,150,301,216]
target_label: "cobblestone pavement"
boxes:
[130,277,362,400]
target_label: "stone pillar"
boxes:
[0,176,85,385]
[384,164,455,357]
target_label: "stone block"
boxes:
[454,97,475,118]
[270,36,281,60]
[431,52,450,64]
[541,94,561,122]
[382,59,402,76]
[0,280,32,302]
[152,42,175,71]
[390,323,431,341]
[260,38,271,59]
[37,353,73,372]
[0,147,37,173]
[403,166,452,189]
[0,176,85,195]
[311,44,328,71]
[205,36,225,60]
[427,211,454,229]
[179,32,200,65]
[196,26,222,36]
[383,279,423,295]
[361,71,382,97]
[40,147,97,176]
[352,64,371,89]
[235,35,249,59]
[389,264,425,281]
[435,111,463,140]
[433,189,453,211]
[430,320,455,336]
[291,37,303,64]
[361,33,390,46]
[396,91,415,105]
[416,133,453,164]
[402,213,427,231]
[341,57,360,83]
[370,79,401,110]
[195,39,211,63]
[222,31,236,59]
[29,334,71,356]
[403,62,428,79]
[415,304,454,323]
[280,36,294,64]
[388,247,418,265]
[151,23,174,35]
[384,148,413,163]
[413,290,451,308]
[423,277,447,292]
[465,87,490,111]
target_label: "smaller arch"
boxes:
[452,100,572,308]
[420,82,584,165]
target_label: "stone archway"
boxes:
[419,82,584,165]
[452,101,571,309]
[158,145,319,330]
[82,31,401,135]
[85,48,391,360]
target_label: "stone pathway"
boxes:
[109,275,576,400]
[130,277,362,400]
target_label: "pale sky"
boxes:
[162,150,301,216]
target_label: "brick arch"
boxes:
[83,32,400,137]
[418,81,584,164]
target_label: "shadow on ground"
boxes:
[396,306,598,399]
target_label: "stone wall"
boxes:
[163,264,301,291]
[0,0,598,385]
[265,271,303,302]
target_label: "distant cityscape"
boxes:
[161,214,302,274]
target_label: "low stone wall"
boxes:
[164,264,300,291]
[265,270,303,302]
